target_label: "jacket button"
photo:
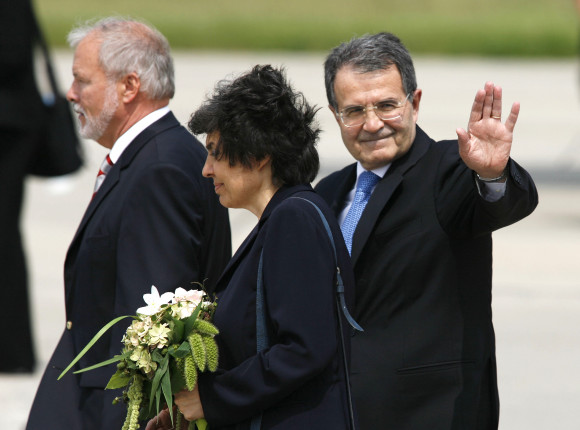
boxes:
[66,321,73,330]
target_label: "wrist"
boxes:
[475,166,508,183]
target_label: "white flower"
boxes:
[129,346,157,373]
[172,287,204,305]
[136,286,174,316]
[171,301,196,319]
[147,323,171,349]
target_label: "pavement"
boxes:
[2,51,579,429]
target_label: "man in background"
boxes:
[0,0,52,374]
[315,32,538,429]
[27,17,231,429]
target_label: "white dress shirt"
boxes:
[108,106,171,163]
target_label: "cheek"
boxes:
[341,127,359,147]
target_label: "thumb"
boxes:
[456,127,469,147]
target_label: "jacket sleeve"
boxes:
[434,142,538,238]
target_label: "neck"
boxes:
[251,184,280,219]
[99,98,169,148]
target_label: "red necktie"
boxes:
[92,154,113,199]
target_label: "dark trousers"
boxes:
[0,127,40,372]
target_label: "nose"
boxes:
[362,108,384,133]
[202,156,213,178]
[66,82,77,103]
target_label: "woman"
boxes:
[147,65,357,429]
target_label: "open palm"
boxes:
[456,82,519,179]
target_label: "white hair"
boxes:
[68,16,175,100]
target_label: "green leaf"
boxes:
[151,348,164,363]
[72,354,123,374]
[171,318,185,343]
[155,385,161,417]
[57,315,134,380]
[195,418,209,430]
[182,303,203,337]
[169,341,191,358]
[170,361,186,393]
[161,365,174,424]
[105,369,132,390]
[148,354,169,415]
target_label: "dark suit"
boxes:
[198,185,357,430]
[27,112,232,429]
[315,126,538,430]
[0,0,47,372]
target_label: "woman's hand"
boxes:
[175,386,205,422]
[145,408,173,430]
[144,386,204,429]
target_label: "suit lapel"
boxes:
[330,164,357,217]
[64,113,181,299]
[212,224,259,294]
[211,185,312,294]
[350,126,431,266]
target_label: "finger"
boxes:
[504,101,520,133]
[145,410,170,430]
[456,128,474,162]
[467,88,486,127]
[491,85,502,120]
[481,81,494,119]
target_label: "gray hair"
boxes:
[68,17,175,100]
[324,32,417,109]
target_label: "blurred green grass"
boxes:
[35,0,578,56]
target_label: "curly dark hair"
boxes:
[188,65,320,186]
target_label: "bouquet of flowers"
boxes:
[58,286,219,430]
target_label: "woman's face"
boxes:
[202,131,274,217]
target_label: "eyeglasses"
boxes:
[337,93,411,128]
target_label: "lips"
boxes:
[360,135,392,144]
[72,105,85,120]
[359,131,394,144]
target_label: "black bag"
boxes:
[28,15,83,177]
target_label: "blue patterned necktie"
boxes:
[341,170,380,255]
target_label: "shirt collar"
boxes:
[355,162,390,181]
[108,106,171,163]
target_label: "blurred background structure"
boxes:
[2,0,579,428]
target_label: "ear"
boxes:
[411,89,422,121]
[255,156,272,171]
[121,72,141,103]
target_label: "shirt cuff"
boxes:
[476,180,507,202]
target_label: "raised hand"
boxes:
[456,81,519,179]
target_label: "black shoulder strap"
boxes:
[252,196,361,430]
[290,197,362,331]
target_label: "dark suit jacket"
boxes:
[198,185,357,430]
[27,112,232,430]
[315,126,538,430]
